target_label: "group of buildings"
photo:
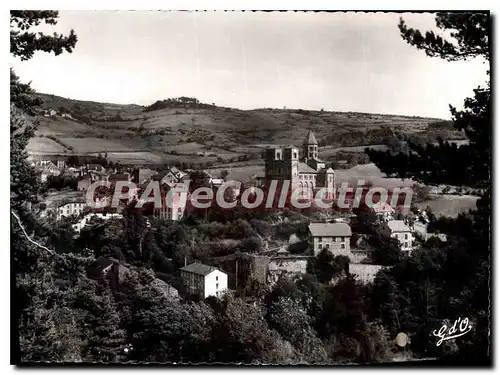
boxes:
[181,201,443,299]
[31,130,445,300]
[264,130,335,199]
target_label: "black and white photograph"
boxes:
[9,8,491,366]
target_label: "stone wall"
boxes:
[267,255,310,284]
[349,263,385,284]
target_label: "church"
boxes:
[264,130,335,199]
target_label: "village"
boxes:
[10,10,490,365]
[28,129,448,301]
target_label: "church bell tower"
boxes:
[303,130,319,161]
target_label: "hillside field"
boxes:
[28,93,454,165]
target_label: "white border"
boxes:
[3,1,498,373]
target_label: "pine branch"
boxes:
[11,209,55,255]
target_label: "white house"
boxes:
[72,212,123,233]
[308,222,352,256]
[369,201,395,222]
[180,262,228,299]
[382,220,414,253]
[57,200,86,220]
[152,183,188,221]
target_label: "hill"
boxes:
[27,93,463,166]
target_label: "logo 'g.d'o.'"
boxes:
[432,317,473,346]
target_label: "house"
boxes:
[54,160,65,169]
[382,220,414,253]
[85,164,106,173]
[61,167,80,179]
[86,257,130,289]
[152,183,188,221]
[152,167,187,185]
[86,257,116,280]
[86,257,176,298]
[151,278,180,300]
[308,222,352,256]
[56,199,87,220]
[38,161,61,182]
[369,201,395,222]
[108,173,132,184]
[180,262,228,299]
[132,167,158,184]
[108,173,138,204]
[72,212,123,233]
[412,221,447,243]
[77,175,93,191]
[209,178,225,187]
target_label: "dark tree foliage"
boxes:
[369,232,402,267]
[11,11,77,61]
[307,249,349,284]
[366,12,490,189]
[368,12,491,363]
[11,11,79,364]
[398,13,489,61]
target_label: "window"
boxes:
[277,152,281,159]
[318,244,323,249]
[405,233,409,240]
[325,244,330,249]
[216,283,219,289]
[336,237,341,243]
[318,237,322,243]
[293,152,297,159]
[341,243,346,249]
[216,276,218,281]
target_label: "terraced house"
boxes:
[308,222,352,256]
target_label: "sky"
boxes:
[10,11,489,119]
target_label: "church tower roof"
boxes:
[303,130,318,145]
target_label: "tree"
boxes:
[369,232,403,267]
[11,11,78,208]
[308,249,349,284]
[11,11,78,61]
[210,295,294,364]
[365,13,490,362]
[11,11,78,364]
[266,296,328,363]
[366,13,490,190]
[10,104,41,210]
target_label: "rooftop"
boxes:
[370,201,395,214]
[298,162,317,174]
[108,174,130,182]
[303,130,318,145]
[387,220,411,233]
[181,262,220,276]
[308,222,352,237]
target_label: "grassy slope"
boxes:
[30,93,445,164]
